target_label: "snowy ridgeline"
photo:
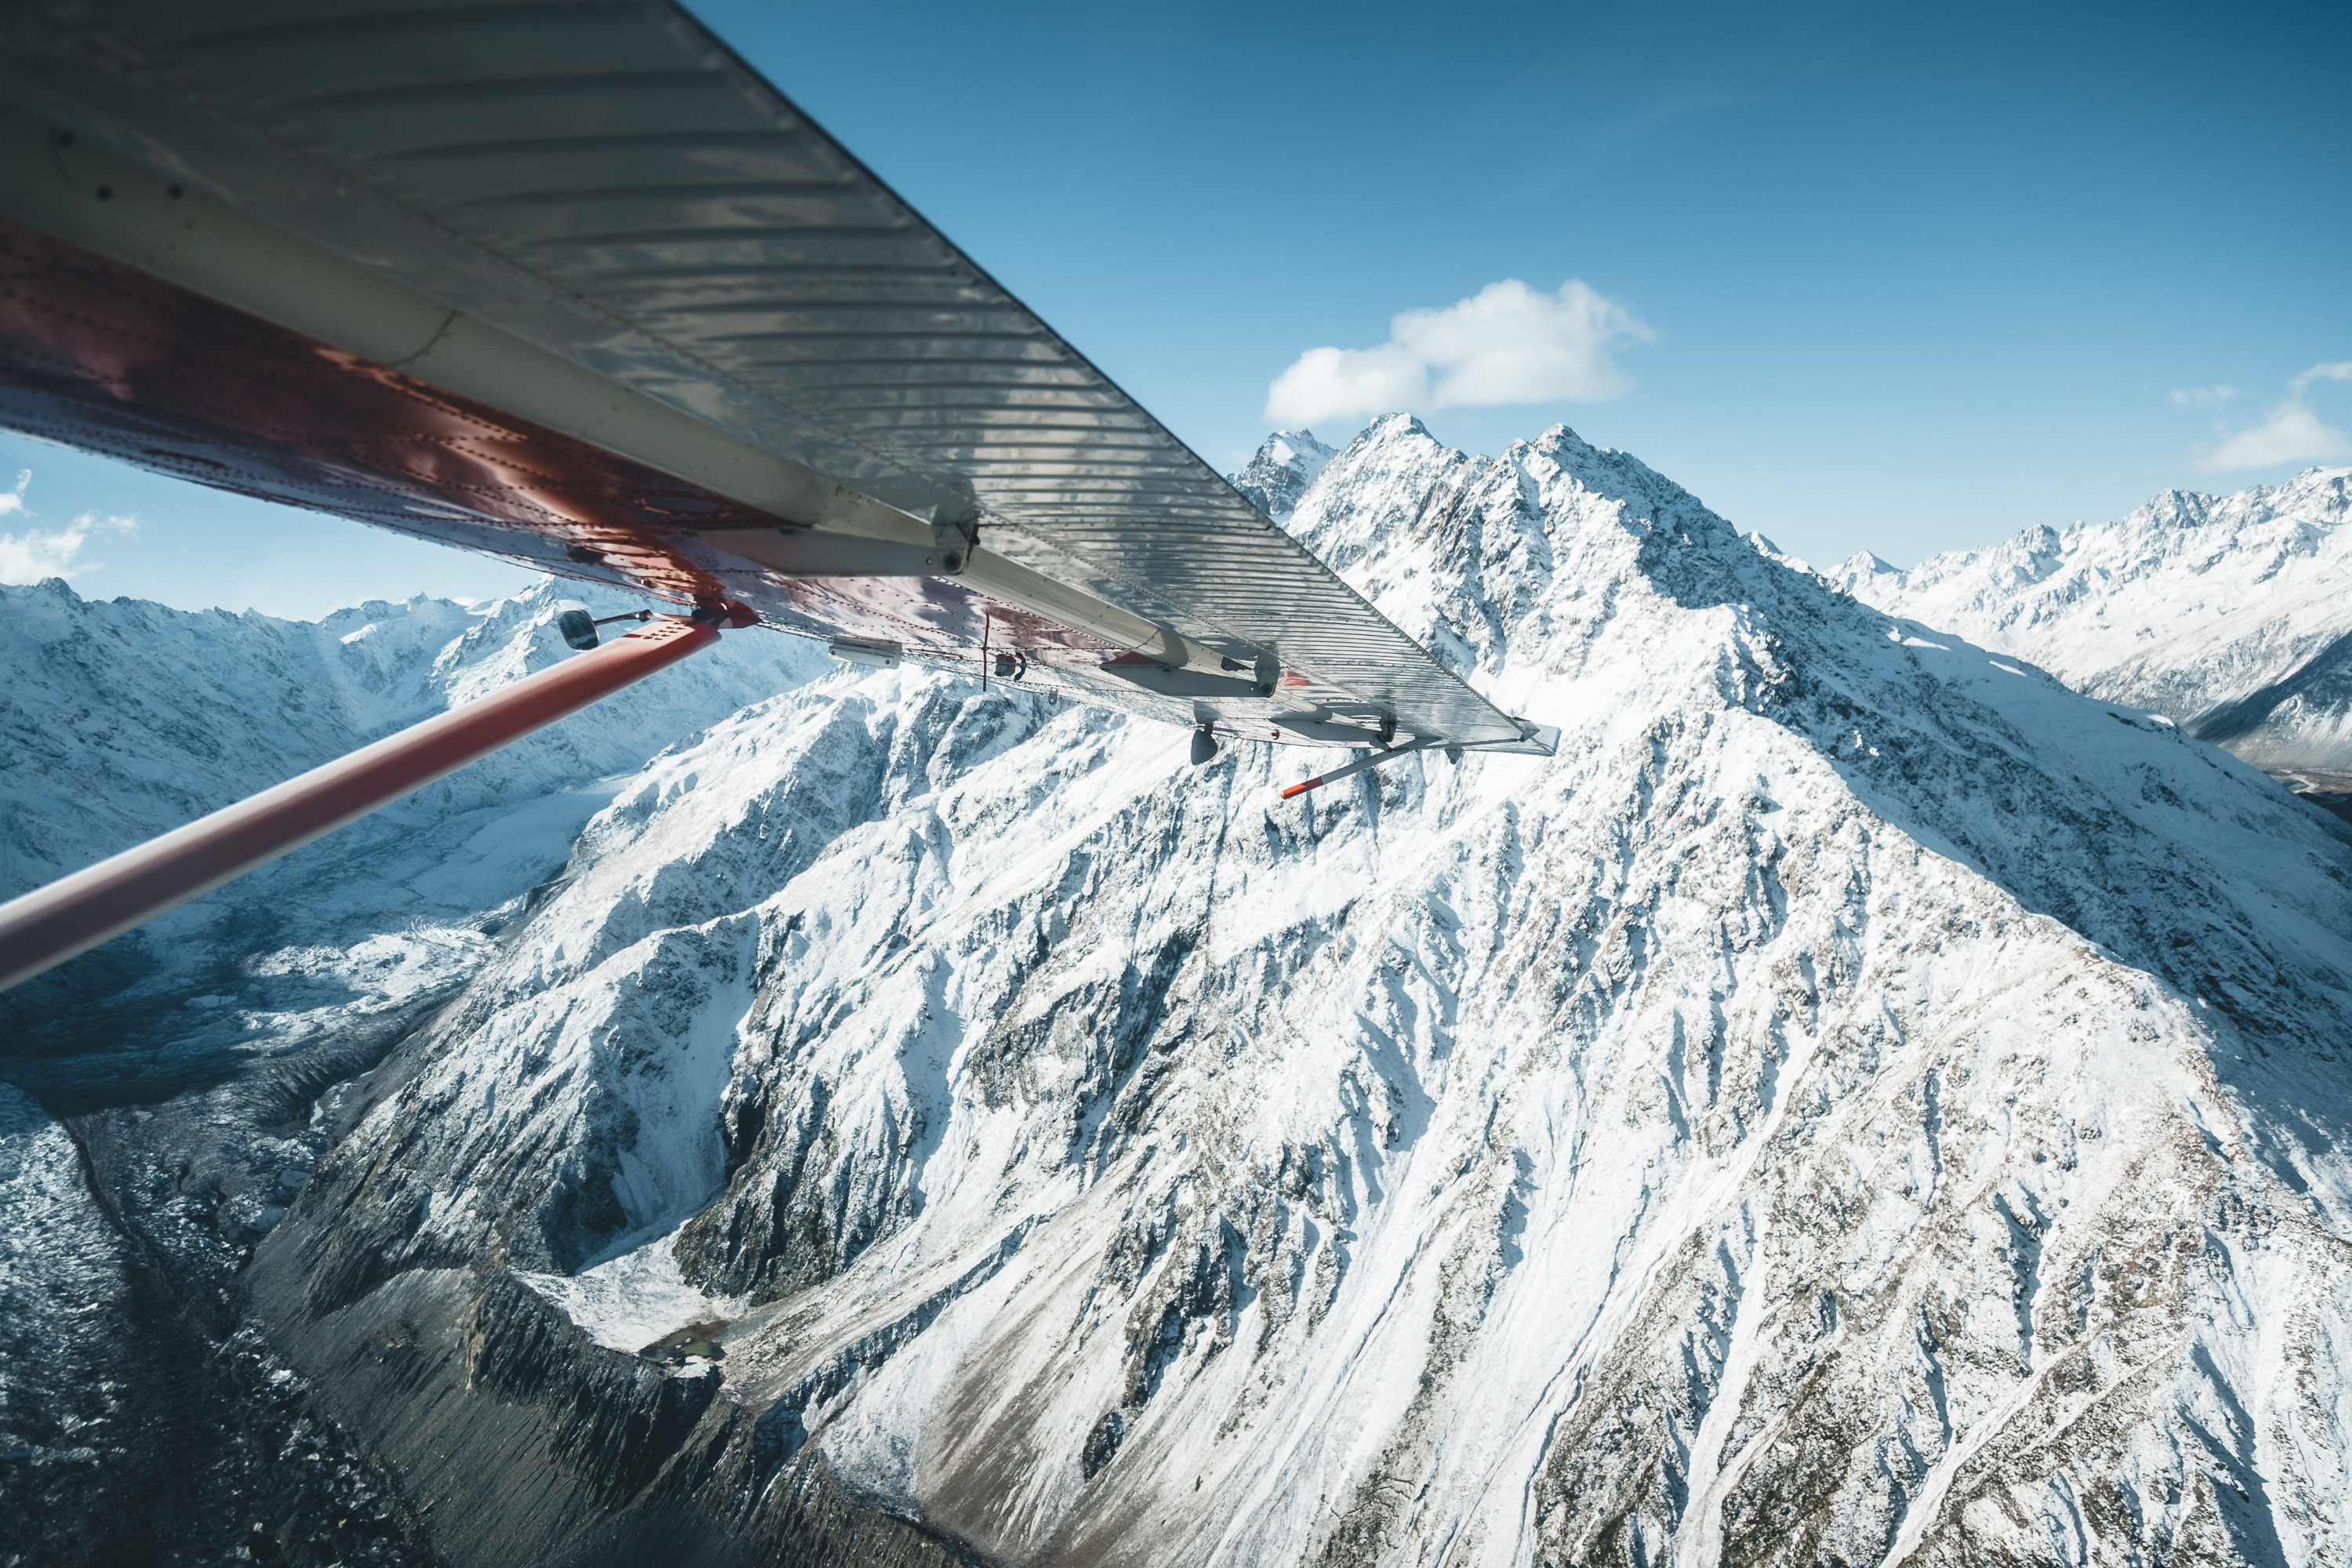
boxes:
[183,420,2352,1565]
[1808,466,2352,782]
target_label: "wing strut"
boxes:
[0,613,733,993]
[1279,739,1451,800]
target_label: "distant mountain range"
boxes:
[1813,466,2352,801]
[6,432,2352,1567]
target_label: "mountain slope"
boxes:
[249,418,2352,1567]
[1824,467,2352,785]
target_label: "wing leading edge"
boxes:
[0,0,1552,757]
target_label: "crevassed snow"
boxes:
[0,1081,132,1465]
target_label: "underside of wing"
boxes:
[0,0,1552,755]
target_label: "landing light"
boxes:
[555,601,598,651]
[557,603,659,652]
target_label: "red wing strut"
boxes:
[0,615,731,992]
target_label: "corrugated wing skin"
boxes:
[0,0,1537,749]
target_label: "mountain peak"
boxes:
[1228,427,1338,520]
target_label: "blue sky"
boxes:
[3,0,2347,616]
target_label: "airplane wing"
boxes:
[0,0,1552,757]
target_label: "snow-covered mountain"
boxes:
[178,419,2352,1566]
[1229,428,1338,521]
[1823,468,2352,786]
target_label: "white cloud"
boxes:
[2169,384,2240,408]
[1265,278,1652,427]
[2197,403,2350,471]
[0,473,138,583]
[1266,343,1429,429]
[2195,361,2352,473]
[2292,360,2352,394]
